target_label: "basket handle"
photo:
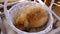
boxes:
[48,0,55,9]
[4,0,8,16]
[47,0,60,21]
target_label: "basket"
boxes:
[4,0,58,34]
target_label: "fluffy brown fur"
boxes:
[15,4,49,30]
